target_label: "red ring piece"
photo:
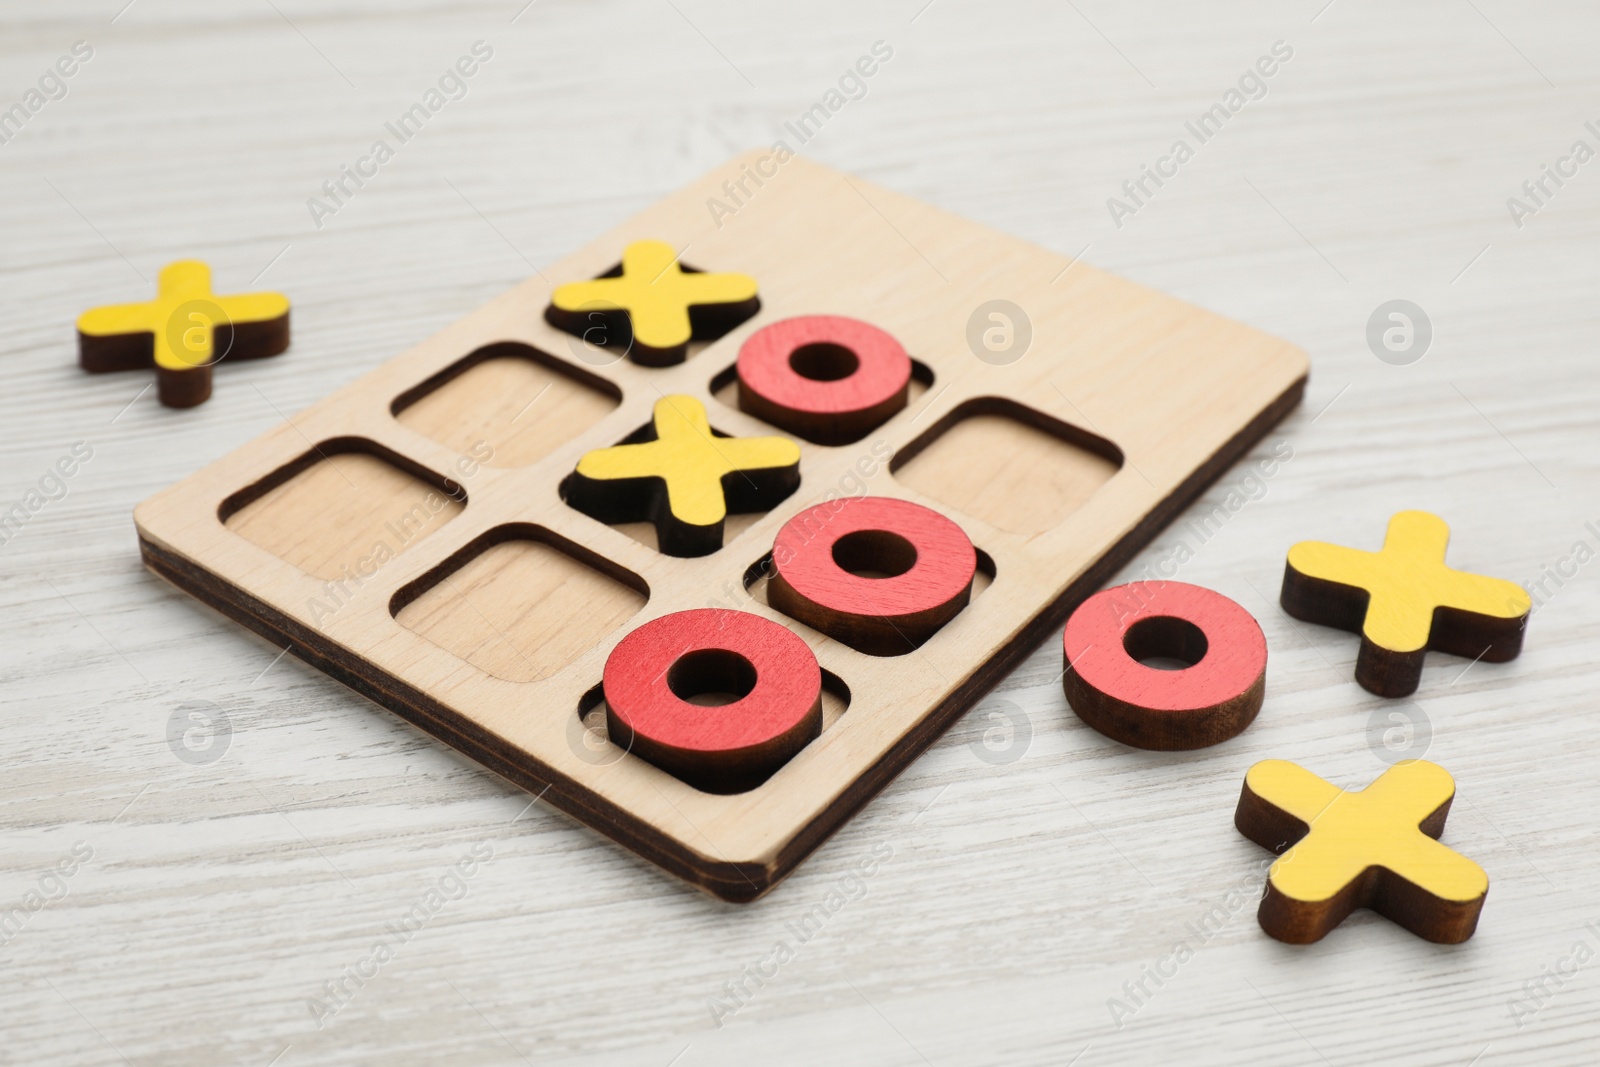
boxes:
[768,496,975,656]
[737,315,912,445]
[1063,581,1266,750]
[602,608,821,793]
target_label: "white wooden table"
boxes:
[3,1,1596,1063]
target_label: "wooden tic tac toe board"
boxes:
[134,153,1308,901]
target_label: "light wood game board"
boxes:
[133,152,1308,900]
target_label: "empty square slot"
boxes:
[568,670,851,791]
[392,342,621,467]
[390,525,647,683]
[220,439,463,581]
[891,398,1123,536]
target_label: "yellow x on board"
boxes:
[548,240,758,365]
[567,395,799,557]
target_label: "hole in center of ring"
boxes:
[789,342,860,382]
[1122,616,1208,671]
[667,649,758,707]
[831,530,918,580]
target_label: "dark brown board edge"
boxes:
[1235,773,1481,943]
[139,370,1307,902]
[762,372,1308,885]
[138,539,771,901]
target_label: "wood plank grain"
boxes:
[2,2,1598,1065]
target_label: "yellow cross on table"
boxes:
[1235,759,1488,944]
[77,260,291,408]
[547,239,759,366]
[566,395,800,557]
[1281,510,1531,697]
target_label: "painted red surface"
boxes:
[1064,582,1266,713]
[772,496,975,620]
[603,608,820,757]
[737,315,910,417]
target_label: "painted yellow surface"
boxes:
[550,239,757,351]
[1287,510,1531,653]
[576,395,798,528]
[1248,759,1487,905]
[77,260,289,371]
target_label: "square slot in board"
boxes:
[135,153,1307,901]
[892,397,1123,536]
[392,525,648,683]
[221,440,463,581]
[392,341,620,467]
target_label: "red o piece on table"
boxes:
[1063,581,1266,750]
[602,608,822,794]
[768,496,976,656]
[737,315,912,445]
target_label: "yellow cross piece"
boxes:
[566,395,799,557]
[1281,510,1531,696]
[76,260,291,408]
[1235,759,1488,944]
[547,239,759,366]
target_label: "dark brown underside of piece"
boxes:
[738,381,909,447]
[1063,666,1264,751]
[1234,777,1484,944]
[610,699,823,796]
[767,572,970,657]
[1279,562,1528,698]
[155,364,213,408]
[543,297,761,368]
[141,372,1306,902]
[78,315,292,408]
[563,463,800,558]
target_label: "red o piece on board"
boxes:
[768,496,976,656]
[602,608,822,794]
[1063,582,1266,750]
[737,315,912,445]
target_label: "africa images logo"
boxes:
[1106,41,1294,228]
[306,42,495,229]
